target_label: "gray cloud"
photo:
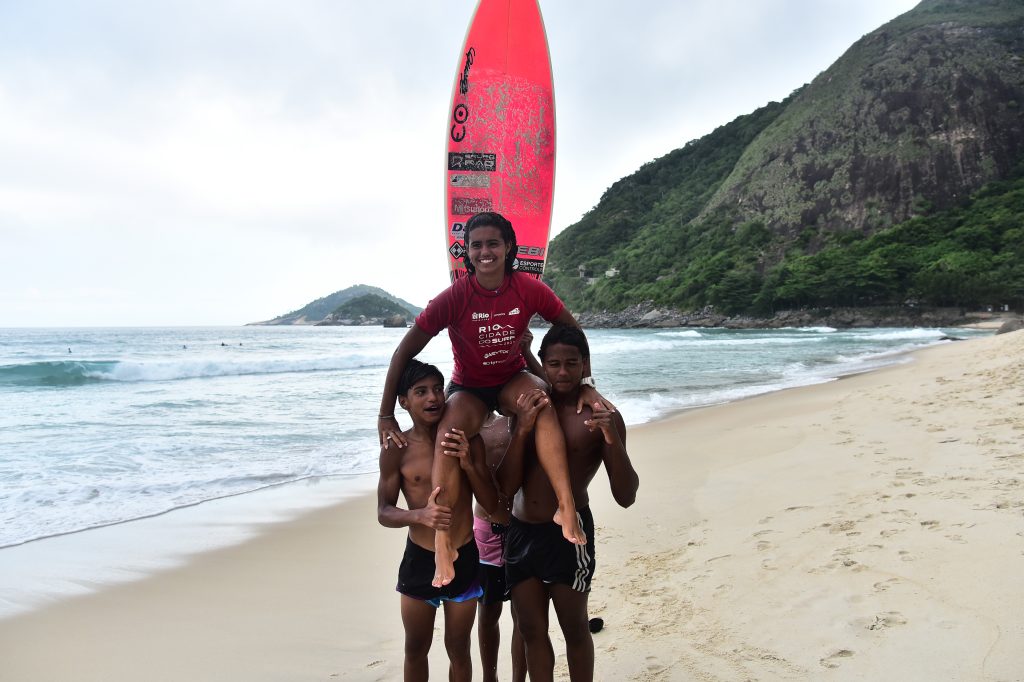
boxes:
[0,0,919,325]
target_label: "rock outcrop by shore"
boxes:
[572,302,1015,329]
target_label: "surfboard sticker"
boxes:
[444,0,555,282]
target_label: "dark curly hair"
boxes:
[397,359,444,396]
[539,324,590,361]
[462,211,518,276]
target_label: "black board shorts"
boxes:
[446,380,504,414]
[396,537,483,607]
[505,506,596,594]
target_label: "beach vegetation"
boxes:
[545,0,1024,317]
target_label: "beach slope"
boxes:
[0,332,1021,680]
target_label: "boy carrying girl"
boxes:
[377,359,499,682]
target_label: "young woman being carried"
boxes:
[378,211,606,588]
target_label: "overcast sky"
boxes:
[0,0,920,327]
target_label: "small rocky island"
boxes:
[316,293,414,327]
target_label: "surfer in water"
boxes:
[378,211,605,588]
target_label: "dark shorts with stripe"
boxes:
[504,506,596,594]
[396,537,483,607]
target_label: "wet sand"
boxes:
[1,331,1021,680]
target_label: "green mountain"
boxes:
[251,285,423,325]
[328,294,413,321]
[546,0,1024,315]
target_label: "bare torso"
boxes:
[475,415,512,523]
[401,430,475,550]
[512,402,604,523]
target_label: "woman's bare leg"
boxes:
[431,391,488,587]
[500,373,585,545]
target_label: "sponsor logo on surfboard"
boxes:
[450,222,466,237]
[448,152,496,172]
[449,174,491,188]
[450,103,469,142]
[451,197,493,215]
[517,245,546,258]
[512,258,545,275]
[449,241,466,259]
[459,47,475,96]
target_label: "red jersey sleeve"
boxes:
[517,272,565,322]
[415,285,458,337]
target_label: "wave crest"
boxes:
[0,356,385,386]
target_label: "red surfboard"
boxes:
[444,0,555,282]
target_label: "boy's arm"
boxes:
[378,325,433,449]
[494,389,548,498]
[440,430,500,516]
[377,447,451,529]
[519,329,545,378]
[586,406,639,508]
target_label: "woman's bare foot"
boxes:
[432,536,459,587]
[553,506,587,545]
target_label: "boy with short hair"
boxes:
[377,359,499,682]
[474,413,527,682]
[501,325,639,682]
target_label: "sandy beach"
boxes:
[1,331,1021,681]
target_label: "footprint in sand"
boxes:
[645,656,666,673]
[873,577,901,592]
[820,649,855,669]
[825,519,857,534]
[898,550,915,562]
[868,612,908,630]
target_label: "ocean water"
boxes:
[0,324,989,552]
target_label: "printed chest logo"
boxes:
[478,323,516,346]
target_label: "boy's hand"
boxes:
[577,385,615,415]
[519,330,534,352]
[513,388,549,433]
[584,402,618,444]
[378,415,407,449]
[440,428,472,471]
[418,487,452,530]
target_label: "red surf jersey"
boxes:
[415,271,565,387]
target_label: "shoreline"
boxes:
[1,331,1021,679]
[573,302,1019,331]
[0,330,959,598]
[0,473,377,620]
[0,333,982,615]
